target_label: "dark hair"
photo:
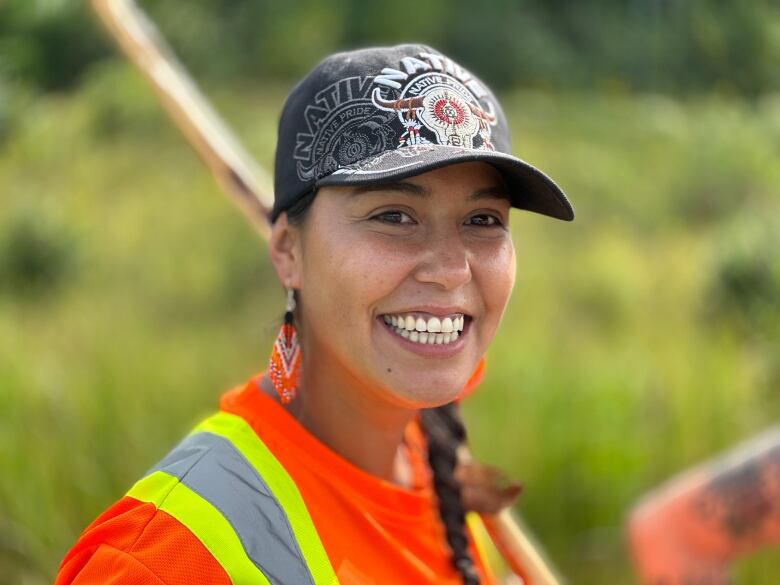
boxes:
[282,188,318,227]
[421,403,481,585]
[277,190,480,584]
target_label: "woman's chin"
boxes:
[377,368,473,409]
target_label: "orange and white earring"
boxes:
[269,287,301,404]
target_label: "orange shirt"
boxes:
[57,373,496,584]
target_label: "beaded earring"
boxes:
[268,287,301,403]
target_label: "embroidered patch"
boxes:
[372,71,496,151]
[294,52,498,182]
[294,76,397,182]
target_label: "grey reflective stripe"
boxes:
[147,431,316,585]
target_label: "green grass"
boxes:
[1,63,779,584]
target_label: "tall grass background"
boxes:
[1,60,779,583]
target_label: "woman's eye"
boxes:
[467,214,503,227]
[371,210,414,224]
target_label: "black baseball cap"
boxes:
[272,44,574,222]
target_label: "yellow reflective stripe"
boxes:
[466,512,501,579]
[127,470,271,585]
[127,468,178,505]
[194,412,340,585]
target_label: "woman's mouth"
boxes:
[380,313,468,345]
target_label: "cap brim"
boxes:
[315,144,574,221]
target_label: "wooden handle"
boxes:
[481,510,562,585]
[90,0,273,240]
[90,2,563,582]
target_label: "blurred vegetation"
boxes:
[1,1,780,584]
[2,0,780,96]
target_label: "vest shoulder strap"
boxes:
[127,411,339,585]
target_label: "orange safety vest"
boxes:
[57,373,497,584]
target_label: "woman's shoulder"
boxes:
[56,403,260,585]
[56,491,231,585]
[55,380,251,585]
[56,376,320,585]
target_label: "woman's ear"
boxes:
[269,213,302,289]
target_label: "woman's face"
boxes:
[278,161,516,408]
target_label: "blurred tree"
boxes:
[0,0,109,91]
[0,204,80,299]
[1,0,779,96]
[705,216,780,340]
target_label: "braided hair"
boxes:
[421,403,481,585]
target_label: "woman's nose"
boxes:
[413,229,472,291]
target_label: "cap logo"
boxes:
[372,52,496,151]
[294,76,396,181]
[294,51,497,182]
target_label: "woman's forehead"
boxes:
[345,181,511,202]
[341,162,510,200]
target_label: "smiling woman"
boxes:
[56,44,573,585]
[272,165,515,412]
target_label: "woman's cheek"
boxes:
[329,239,406,311]
[344,235,415,279]
[479,239,516,321]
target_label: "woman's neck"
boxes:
[261,363,416,485]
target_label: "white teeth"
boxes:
[385,314,467,332]
[383,313,466,345]
[382,315,465,345]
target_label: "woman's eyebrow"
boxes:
[349,183,510,200]
[469,186,511,201]
[349,182,429,197]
